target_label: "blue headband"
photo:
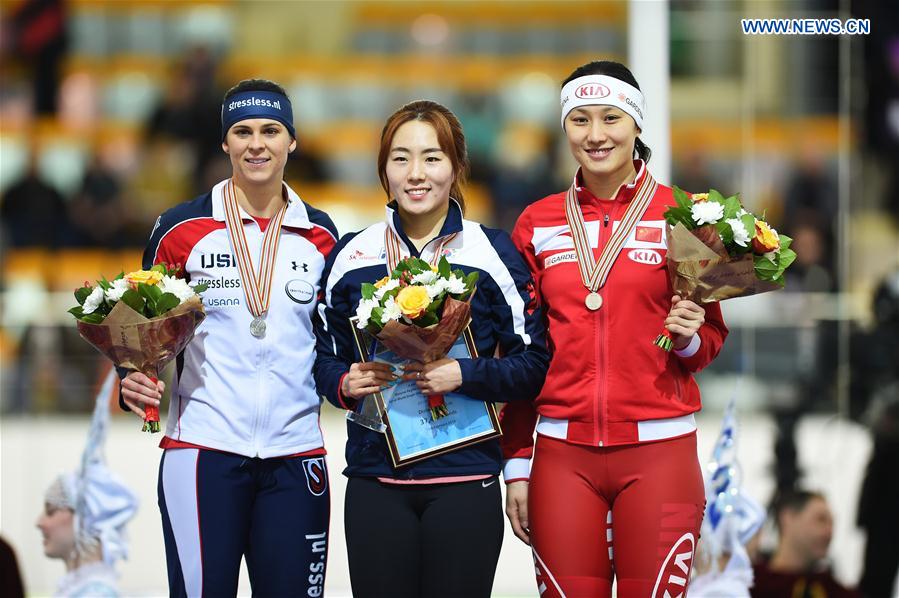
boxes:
[221,90,296,140]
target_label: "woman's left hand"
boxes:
[403,358,462,395]
[664,294,705,350]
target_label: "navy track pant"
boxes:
[158,448,330,597]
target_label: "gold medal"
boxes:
[585,292,603,311]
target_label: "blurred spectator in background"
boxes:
[853,269,899,598]
[752,490,860,598]
[0,149,71,248]
[784,223,835,293]
[782,148,837,287]
[0,536,25,598]
[144,45,223,195]
[1,0,68,115]
[67,154,132,248]
[673,150,718,195]
[488,122,557,232]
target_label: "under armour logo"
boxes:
[292,261,308,272]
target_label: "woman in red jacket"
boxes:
[501,60,728,598]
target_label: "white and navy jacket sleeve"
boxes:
[454,226,549,403]
[313,232,362,410]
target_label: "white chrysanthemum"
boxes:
[355,298,379,328]
[105,278,130,303]
[411,270,438,285]
[82,286,105,314]
[691,201,724,225]
[727,218,751,247]
[160,276,195,303]
[424,282,444,299]
[381,296,403,324]
[736,208,748,217]
[374,278,399,300]
[444,275,467,295]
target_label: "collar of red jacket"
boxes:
[575,159,649,205]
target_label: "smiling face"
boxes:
[36,503,75,559]
[564,105,639,195]
[384,120,455,221]
[222,118,296,187]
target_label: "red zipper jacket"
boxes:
[500,163,727,480]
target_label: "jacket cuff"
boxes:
[674,333,701,358]
[503,458,531,483]
[336,372,356,410]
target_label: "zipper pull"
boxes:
[604,214,610,227]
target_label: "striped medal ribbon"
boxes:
[563,170,658,311]
[222,179,288,338]
[384,226,457,275]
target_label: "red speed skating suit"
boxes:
[501,162,728,598]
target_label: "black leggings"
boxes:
[345,476,504,598]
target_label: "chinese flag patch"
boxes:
[635,226,662,243]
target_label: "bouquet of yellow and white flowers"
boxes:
[70,264,207,431]
[653,187,796,351]
[355,256,478,418]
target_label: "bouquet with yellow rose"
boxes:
[355,256,478,419]
[69,264,208,431]
[653,187,797,351]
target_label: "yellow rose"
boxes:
[751,220,780,253]
[373,276,390,289]
[395,285,431,319]
[691,193,709,202]
[125,269,164,286]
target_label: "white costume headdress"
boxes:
[44,371,139,565]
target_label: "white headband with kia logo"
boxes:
[560,74,646,131]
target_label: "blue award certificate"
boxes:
[350,318,502,467]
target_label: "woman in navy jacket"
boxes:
[314,100,549,598]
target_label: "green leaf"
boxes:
[437,256,451,278]
[155,293,180,315]
[741,213,756,237]
[708,189,727,205]
[121,289,145,313]
[80,312,106,324]
[361,283,375,301]
[97,276,112,291]
[427,296,446,313]
[716,221,734,246]
[672,186,692,210]
[778,234,792,252]
[150,264,167,274]
[722,195,742,219]
[139,283,163,302]
[776,247,797,274]
[74,286,93,305]
[113,271,124,280]
[754,255,779,280]
[68,306,85,319]
[415,312,438,327]
[410,257,430,272]
[664,206,693,228]
[192,283,209,294]
[370,307,384,326]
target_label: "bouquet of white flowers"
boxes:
[69,264,207,432]
[354,256,478,419]
[653,187,797,351]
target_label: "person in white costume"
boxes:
[36,371,138,597]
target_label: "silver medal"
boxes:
[250,316,266,338]
[585,292,603,311]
